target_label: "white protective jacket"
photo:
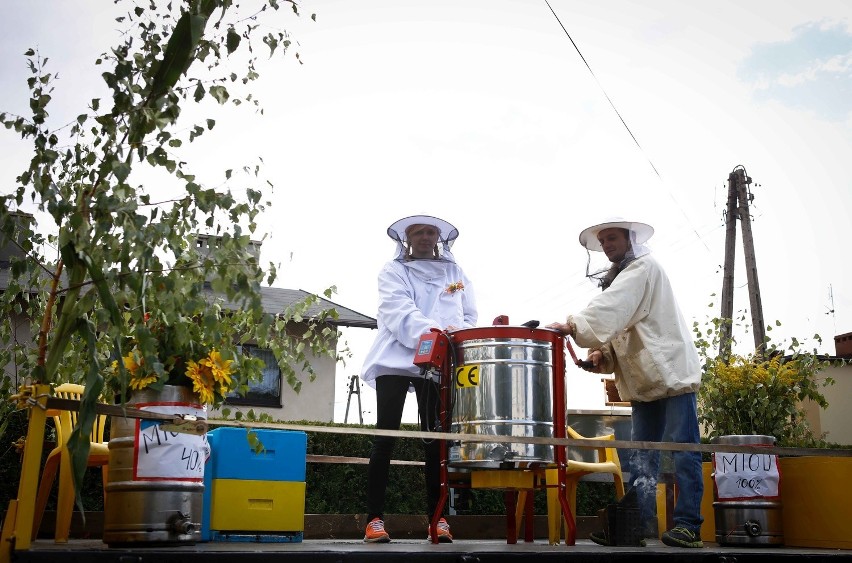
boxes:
[569,254,700,402]
[361,259,478,387]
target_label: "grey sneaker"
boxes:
[661,526,703,548]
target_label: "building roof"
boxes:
[259,287,377,329]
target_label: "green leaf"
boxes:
[112,161,131,182]
[193,81,205,102]
[148,11,195,100]
[226,28,241,54]
[263,33,279,57]
[209,85,229,104]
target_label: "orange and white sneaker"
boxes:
[427,517,453,543]
[364,517,390,543]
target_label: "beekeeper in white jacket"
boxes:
[548,217,704,549]
[361,214,477,544]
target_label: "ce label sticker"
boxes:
[455,365,479,388]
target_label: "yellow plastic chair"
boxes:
[516,426,626,544]
[32,383,109,543]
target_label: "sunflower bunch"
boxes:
[115,351,158,391]
[185,350,235,404]
[106,307,242,405]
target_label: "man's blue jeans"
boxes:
[629,392,704,535]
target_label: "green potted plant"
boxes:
[693,316,833,446]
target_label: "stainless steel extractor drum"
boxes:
[448,326,563,468]
[712,434,783,546]
[103,385,206,546]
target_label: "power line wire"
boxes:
[543,0,714,255]
[543,0,660,181]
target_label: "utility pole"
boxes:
[719,170,739,360]
[736,171,766,354]
[719,166,766,360]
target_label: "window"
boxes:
[225,345,282,407]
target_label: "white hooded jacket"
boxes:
[569,254,700,402]
[360,258,478,387]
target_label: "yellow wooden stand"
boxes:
[779,456,852,549]
[1,384,51,563]
[665,458,851,547]
[449,469,541,544]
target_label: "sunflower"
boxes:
[185,359,216,404]
[201,349,234,387]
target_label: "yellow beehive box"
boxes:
[779,457,852,549]
[209,479,305,532]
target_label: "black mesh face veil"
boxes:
[583,227,650,290]
[387,214,459,263]
[585,249,614,289]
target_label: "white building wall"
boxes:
[811,363,852,446]
[210,345,339,423]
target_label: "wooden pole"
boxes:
[735,169,766,354]
[719,170,738,360]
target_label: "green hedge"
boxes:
[300,421,616,516]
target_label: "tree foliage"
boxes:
[0,0,337,503]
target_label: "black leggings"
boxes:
[366,374,441,521]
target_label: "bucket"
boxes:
[448,326,561,468]
[103,385,207,546]
[711,434,783,546]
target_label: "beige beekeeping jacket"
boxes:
[569,254,700,402]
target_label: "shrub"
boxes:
[693,316,836,447]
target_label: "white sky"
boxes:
[2,1,850,424]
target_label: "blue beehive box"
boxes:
[206,427,307,481]
[202,427,307,542]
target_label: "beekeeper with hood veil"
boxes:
[548,216,704,549]
[360,214,477,544]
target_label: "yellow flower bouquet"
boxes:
[694,317,834,446]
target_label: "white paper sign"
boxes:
[713,451,781,500]
[133,401,208,482]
